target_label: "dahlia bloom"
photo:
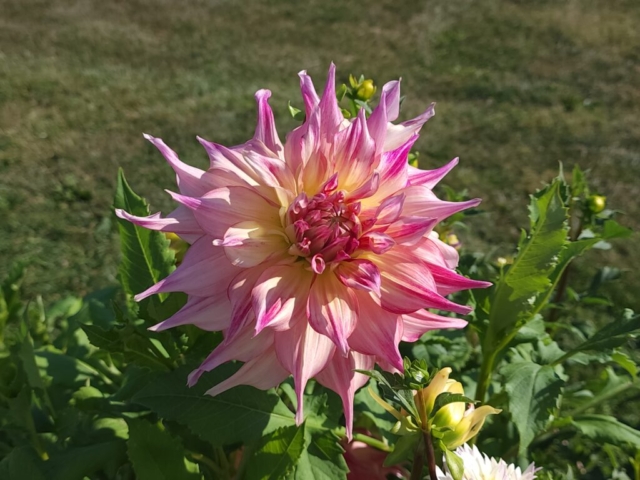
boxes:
[115,64,490,437]
[437,444,539,480]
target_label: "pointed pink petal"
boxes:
[144,134,217,196]
[188,324,274,386]
[204,349,289,396]
[366,134,418,204]
[318,63,343,141]
[334,109,376,191]
[316,351,374,440]
[335,260,381,296]
[413,234,460,269]
[216,221,290,268]
[359,232,396,254]
[115,205,203,236]
[373,248,472,315]
[274,319,335,424]
[345,172,379,202]
[400,185,481,221]
[252,264,313,333]
[348,292,404,372]
[408,157,459,189]
[298,70,320,116]
[149,294,231,332]
[134,237,239,300]
[225,264,273,340]
[253,89,283,156]
[374,193,405,225]
[307,273,359,356]
[428,263,492,296]
[401,309,468,342]
[384,217,438,245]
[168,186,281,238]
[383,103,435,152]
[381,80,401,122]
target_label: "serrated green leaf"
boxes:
[484,179,568,351]
[113,169,175,319]
[126,418,201,480]
[290,431,348,480]
[502,360,565,454]
[132,364,296,446]
[573,414,640,448]
[243,424,307,480]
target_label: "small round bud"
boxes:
[356,79,376,101]
[587,194,606,214]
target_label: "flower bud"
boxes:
[586,194,606,214]
[165,232,188,265]
[440,404,501,449]
[356,79,376,101]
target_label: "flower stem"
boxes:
[351,432,392,452]
[423,431,438,480]
[410,437,425,480]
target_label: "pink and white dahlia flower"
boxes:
[116,64,490,437]
[437,444,539,480]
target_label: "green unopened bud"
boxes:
[587,194,606,214]
[356,79,376,101]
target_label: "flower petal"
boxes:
[428,263,492,296]
[307,272,359,356]
[252,264,313,334]
[253,89,283,156]
[348,292,404,372]
[298,70,320,116]
[216,221,290,268]
[134,237,238,300]
[399,185,481,221]
[316,351,374,440]
[274,319,336,424]
[408,157,458,189]
[335,259,381,296]
[401,309,468,342]
[115,205,202,238]
[149,294,231,332]
[144,134,217,197]
[383,103,435,152]
[204,349,289,396]
[384,217,438,245]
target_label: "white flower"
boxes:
[437,444,539,480]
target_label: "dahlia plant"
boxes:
[116,64,490,436]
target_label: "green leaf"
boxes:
[443,448,464,480]
[567,309,639,354]
[290,431,348,480]
[431,392,475,418]
[243,424,307,480]
[612,351,637,378]
[0,446,46,480]
[484,179,568,351]
[113,168,175,319]
[502,359,565,454]
[42,441,127,480]
[126,418,201,480]
[573,414,640,448]
[354,381,397,437]
[383,432,419,466]
[132,364,296,446]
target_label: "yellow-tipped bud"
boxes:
[440,404,501,449]
[417,367,453,419]
[356,79,376,101]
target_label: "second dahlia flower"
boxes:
[116,64,490,437]
[437,444,539,480]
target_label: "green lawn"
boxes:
[1,0,638,307]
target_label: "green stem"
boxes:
[351,432,392,452]
[423,431,438,480]
[410,436,425,480]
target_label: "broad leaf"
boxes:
[573,414,640,448]
[290,431,348,480]
[243,424,307,480]
[484,179,568,351]
[126,418,200,480]
[132,364,296,446]
[113,169,175,319]
[42,441,127,480]
[502,359,565,454]
[563,309,639,356]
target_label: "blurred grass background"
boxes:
[0,0,638,307]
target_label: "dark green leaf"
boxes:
[126,418,201,480]
[383,433,419,467]
[243,424,307,480]
[502,359,565,454]
[113,169,175,319]
[42,441,127,480]
[484,179,568,351]
[0,446,46,480]
[573,414,640,448]
[132,364,296,446]
[290,431,348,480]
